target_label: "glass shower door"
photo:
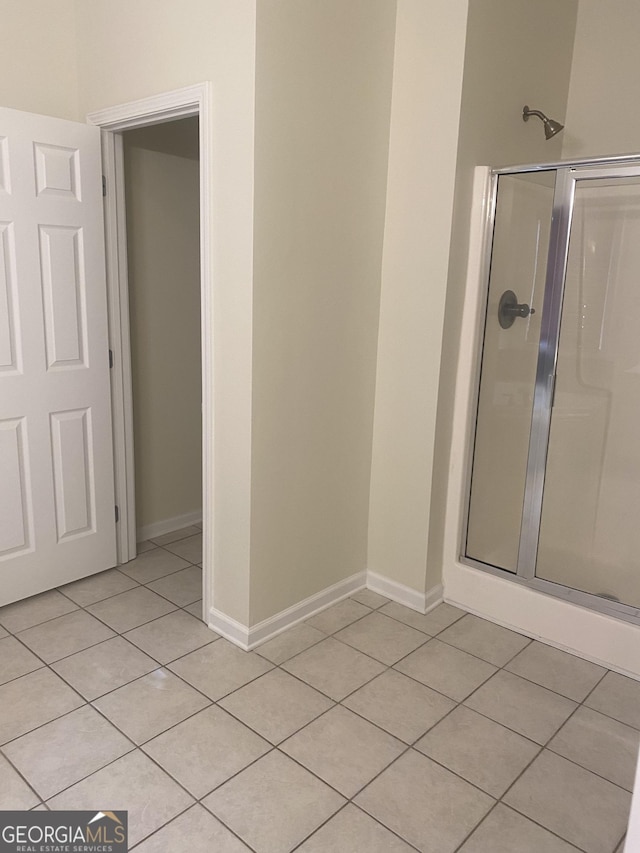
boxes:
[466,171,555,572]
[536,173,640,607]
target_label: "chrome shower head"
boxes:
[523,105,564,140]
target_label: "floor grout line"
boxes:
[0,744,47,807]
[1,583,635,852]
[127,802,259,853]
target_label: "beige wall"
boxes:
[427,0,578,587]
[0,0,79,119]
[73,0,257,623]
[563,0,640,159]
[4,0,590,625]
[453,0,576,173]
[250,0,397,622]
[367,0,468,596]
[123,119,201,534]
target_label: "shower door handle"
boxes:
[498,290,536,328]
[509,303,535,319]
[548,372,557,408]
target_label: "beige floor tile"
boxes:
[52,636,158,700]
[17,610,115,663]
[585,671,640,730]
[133,805,251,852]
[0,636,44,685]
[87,586,177,633]
[464,670,578,745]
[548,706,640,791]
[0,589,78,633]
[394,638,497,702]
[306,599,371,634]
[0,669,84,744]
[459,804,581,853]
[119,549,190,584]
[162,533,202,564]
[147,565,203,606]
[505,641,607,702]
[219,668,333,744]
[379,602,436,635]
[438,614,530,667]
[183,599,203,620]
[504,750,631,853]
[335,611,428,665]
[616,838,626,853]
[255,623,325,665]
[0,625,8,638]
[150,525,201,546]
[380,602,466,636]
[421,603,469,633]
[281,705,405,797]
[0,754,39,809]
[59,568,138,607]
[343,669,455,743]
[202,750,344,853]
[355,749,494,853]
[415,705,539,797]
[93,668,210,744]
[350,589,389,609]
[4,705,133,800]
[48,750,194,848]
[124,610,216,664]
[282,637,385,701]
[298,804,415,852]
[168,639,272,700]
[136,539,158,553]
[143,705,271,798]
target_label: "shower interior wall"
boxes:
[465,168,640,613]
[536,176,640,610]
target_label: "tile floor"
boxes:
[0,527,638,852]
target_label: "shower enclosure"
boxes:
[464,156,640,623]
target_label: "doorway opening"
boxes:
[88,84,214,622]
[122,118,202,565]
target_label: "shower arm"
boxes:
[523,107,547,123]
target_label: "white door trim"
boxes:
[98,128,135,564]
[87,83,213,616]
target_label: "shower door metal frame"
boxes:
[517,167,574,578]
[461,155,640,625]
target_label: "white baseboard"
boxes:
[208,608,253,649]
[208,571,367,651]
[209,569,446,652]
[367,571,443,614]
[138,510,202,543]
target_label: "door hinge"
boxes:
[109,349,114,369]
[102,175,107,197]
[115,505,120,523]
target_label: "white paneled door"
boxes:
[0,106,116,605]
